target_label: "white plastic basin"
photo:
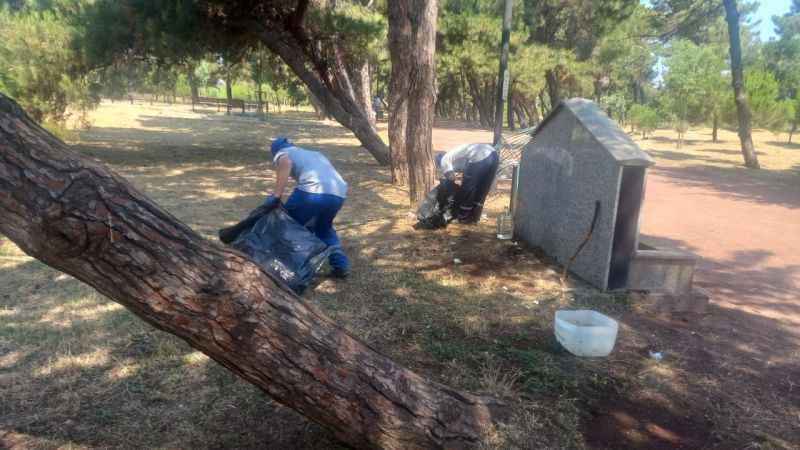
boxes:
[554,310,619,357]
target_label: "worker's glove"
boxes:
[262,194,281,210]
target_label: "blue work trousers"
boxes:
[283,189,349,271]
[456,151,499,222]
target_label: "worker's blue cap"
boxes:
[270,137,293,157]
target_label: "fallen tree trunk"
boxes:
[0,93,503,449]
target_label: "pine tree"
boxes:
[0,6,99,124]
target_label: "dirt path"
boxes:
[642,167,800,332]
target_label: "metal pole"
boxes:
[493,0,513,146]
[510,164,520,214]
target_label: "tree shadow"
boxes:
[650,136,706,147]
[698,147,750,156]
[645,149,739,166]
[650,164,800,209]
[766,140,800,150]
[639,233,800,321]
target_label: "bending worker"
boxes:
[265,137,350,278]
[435,143,499,224]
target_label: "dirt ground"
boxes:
[1,101,798,449]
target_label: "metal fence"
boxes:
[487,125,536,201]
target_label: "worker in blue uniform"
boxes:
[435,143,499,223]
[265,137,350,278]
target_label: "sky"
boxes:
[751,0,794,41]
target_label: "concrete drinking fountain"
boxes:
[512,98,707,312]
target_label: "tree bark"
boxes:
[538,90,549,116]
[788,120,797,144]
[723,0,760,169]
[545,69,561,110]
[403,0,438,204]
[493,0,513,145]
[225,69,233,115]
[256,84,265,119]
[0,93,504,450]
[459,72,469,121]
[388,3,411,186]
[466,75,493,128]
[388,97,410,186]
[530,98,541,125]
[389,0,438,203]
[256,30,390,166]
[252,53,266,120]
[308,91,328,120]
[514,104,525,128]
[351,60,376,127]
[712,112,719,143]
[592,77,603,103]
[254,63,264,119]
[187,65,199,108]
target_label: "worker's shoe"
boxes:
[329,267,350,279]
[456,204,483,224]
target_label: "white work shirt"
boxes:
[439,143,496,175]
[273,146,348,198]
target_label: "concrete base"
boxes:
[627,245,697,295]
[634,288,711,314]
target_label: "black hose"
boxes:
[561,200,601,283]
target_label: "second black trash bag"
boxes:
[219,205,331,294]
[415,179,459,230]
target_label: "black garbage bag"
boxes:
[219,205,332,294]
[414,179,459,230]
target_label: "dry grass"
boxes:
[1,101,798,449]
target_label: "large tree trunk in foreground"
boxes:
[389,0,438,204]
[0,93,503,449]
[723,0,760,169]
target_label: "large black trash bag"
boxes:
[218,205,332,294]
[414,179,459,230]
